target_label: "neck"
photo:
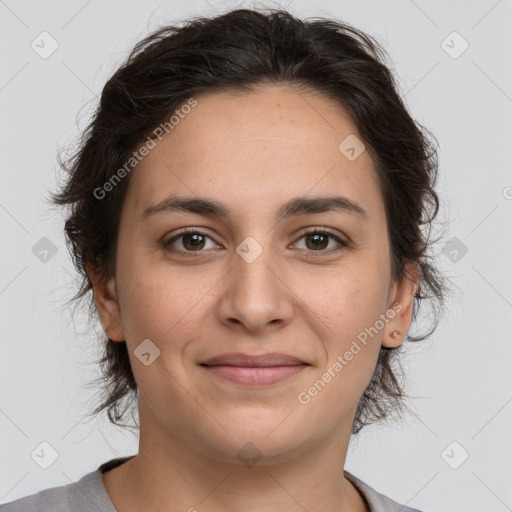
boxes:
[102,396,368,512]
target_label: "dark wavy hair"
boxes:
[51,7,452,436]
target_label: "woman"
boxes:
[1,7,449,511]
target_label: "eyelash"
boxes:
[163,227,349,258]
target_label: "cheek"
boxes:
[297,265,387,338]
[296,266,386,382]
[117,257,215,349]
[116,255,177,340]
[296,283,384,414]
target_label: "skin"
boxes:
[89,83,419,512]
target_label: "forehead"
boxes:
[124,84,384,222]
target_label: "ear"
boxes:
[86,262,125,342]
[382,261,420,348]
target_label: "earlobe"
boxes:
[382,262,420,348]
[86,263,125,342]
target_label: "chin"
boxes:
[207,437,306,468]
[197,418,314,468]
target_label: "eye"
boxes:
[163,228,220,255]
[163,227,348,257]
[292,227,348,256]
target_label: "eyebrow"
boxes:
[140,194,368,223]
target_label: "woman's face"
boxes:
[93,84,417,464]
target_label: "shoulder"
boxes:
[345,470,424,512]
[0,470,115,512]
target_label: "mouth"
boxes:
[199,353,310,386]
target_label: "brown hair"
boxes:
[51,7,452,436]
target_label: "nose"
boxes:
[216,240,294,333]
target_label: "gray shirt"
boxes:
[0,456,423,511]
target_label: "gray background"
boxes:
[0,0,511,510]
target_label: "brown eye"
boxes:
[163,227,348,258]
[181,233,206,251]
[304,232,329,250]
[164,229,219,255]
[293,228,348,256]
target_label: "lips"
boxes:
[200,353,307,367]
[200,353,310,386]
